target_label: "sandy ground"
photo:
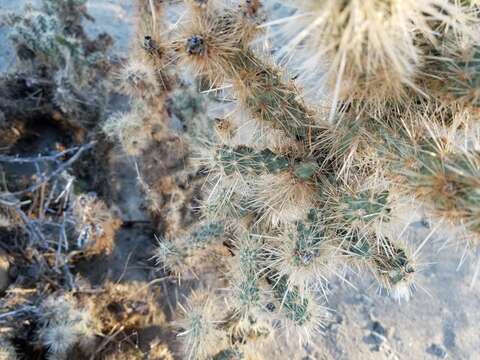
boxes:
[273,227,480,360]
[1,1,480,359]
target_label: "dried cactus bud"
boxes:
[186,35,206,55]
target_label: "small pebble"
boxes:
[427,344,448,359]
[371,321,388,337]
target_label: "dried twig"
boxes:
[0,140,96,198]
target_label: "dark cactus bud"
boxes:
[186,35,205,55]
[143,35,156,51]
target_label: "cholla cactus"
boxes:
[140,0,480,356]
[0,337,17,360]
[153,221,225,278]
[1,0,478,358]
[384,116,480,252]
[105,0,172,154]
[269,0,473,111]
[3,0,478,358]
[7,0,112,127]
[176,291,227,360]
[9,0,109,71]
[104,0,209,227]
[174,0,413,313]
[426,24,480,107]
[36,294,97,359]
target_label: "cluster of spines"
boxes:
[36,295,97,359]
[154,221,225,277]
[270,1,480,251]
[388,123,480,244]
[179,4,314,139]
[271,0,475,110]
[214,146,317,179]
